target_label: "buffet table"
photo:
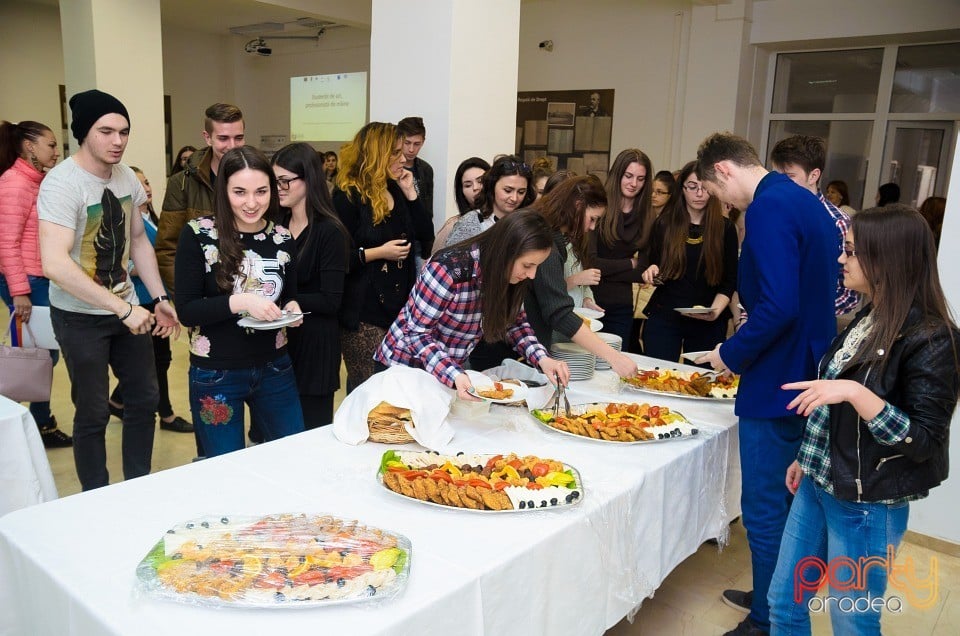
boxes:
[0,395,58,518]
[0,356,740,636]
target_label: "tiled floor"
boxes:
[20,315,960,635]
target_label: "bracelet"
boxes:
[154,294,169,304]
[118,302,133,321]
[358,247,366,264]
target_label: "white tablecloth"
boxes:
[0,395,58,518]
[0,356,740,636]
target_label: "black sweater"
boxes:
[175,217,298,369]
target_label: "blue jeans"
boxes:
[739,415,806,631]
[0,273,59,428]
[188,354,305,457]
[769,479,910,635]
[51,307,158,490]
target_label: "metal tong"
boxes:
[540,372,571,418]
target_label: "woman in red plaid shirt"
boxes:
[375,210,570,400]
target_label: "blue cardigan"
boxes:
[720,172,838,418]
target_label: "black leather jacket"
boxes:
[824,305,959,502]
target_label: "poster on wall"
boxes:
[516,88,614,179]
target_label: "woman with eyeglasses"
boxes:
[650,170,676,218]
[436,154,536,251]
[271,143,348,426]
[174,146,305,457]
[768,205,959,635]
[640,161,738,363]
[333,122,433,393]
[590,148,657,347]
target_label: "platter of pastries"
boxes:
[531,401,699,443]
[378,450,582,512]
[621,368,738,401]
[136,513,410,607]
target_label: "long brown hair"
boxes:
[445,210,553,342]
[534,174,607,265]
[847,204,957,373]
[600,148,654,249]
[657,161,725,286]
[211,146,281,292]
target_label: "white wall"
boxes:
[0,2,65,151]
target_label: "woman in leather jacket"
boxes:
[768,204,960,635]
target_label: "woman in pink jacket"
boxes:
[0,120,71,448]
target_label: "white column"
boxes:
[369,0,522,225]
[909,130,960,545]
[59,0,167,201]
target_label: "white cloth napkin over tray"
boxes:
[332,366,455,449]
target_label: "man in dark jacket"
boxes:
[155,103,244,297]
[397,116,435,258]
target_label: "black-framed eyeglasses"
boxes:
[276,176,301,191]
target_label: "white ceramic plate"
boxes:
[681,351,713,362]
[465,370,529,404]
[573,307,605,320]
[237,312,304,330]
[587,319,603,332]
[674,307,713,315]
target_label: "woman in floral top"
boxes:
[174,147,305,456]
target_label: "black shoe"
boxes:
[108,401,124,420]
[160,416,194,433]
[722,589,753,613]
[40,427,73,448]
[723,617,767,636]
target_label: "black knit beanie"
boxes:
[69,90,130,144]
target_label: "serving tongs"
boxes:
[539,373,571,418]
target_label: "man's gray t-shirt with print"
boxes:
[37,157,147,314]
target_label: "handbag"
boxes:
[0,315,53,403]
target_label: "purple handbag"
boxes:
[0,315,53,403]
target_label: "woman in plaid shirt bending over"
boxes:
[375,210,570,400]
[767,205,960,636]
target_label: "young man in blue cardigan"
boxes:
[696,133,838,636]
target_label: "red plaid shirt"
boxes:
[374,245,548,387]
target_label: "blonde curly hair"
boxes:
[336,122,401,225]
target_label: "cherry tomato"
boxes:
[532,463,549,477]
[649,406,660,417]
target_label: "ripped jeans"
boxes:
[188,354,304,457]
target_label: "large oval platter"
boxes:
[377,450,583,513]
[621,367,738,402]
[530,401,699,444]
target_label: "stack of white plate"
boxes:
[594,332,623,370]
[550,341,596,381]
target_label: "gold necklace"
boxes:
[686,235,704,245]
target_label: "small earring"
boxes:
[29,152,42,171]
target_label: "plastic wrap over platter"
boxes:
[135,513,411,608]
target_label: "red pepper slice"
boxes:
[431,470,453,483]
[484,454,504,470]
[649,406,660,418]
[525,482,544,490]
[467,479,493,489]
[402,470,428,480]
[507,458,522,470]
[532,463,549,477]
[493,481,510,491]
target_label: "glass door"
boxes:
[880,121,954,208]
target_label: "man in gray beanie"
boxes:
[37,88,179,491]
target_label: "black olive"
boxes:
[185,523,194,529]
[366,585,377,596]
[196,544,204,550]
[571,490,580,499]
[201,521,210,528]
[519,501,526,509]
[336,578,346,588]
[456,451,464,456]
[550,498,558,506]
[172,552,183,560]
[691,428,699,435]
[339,550,348,557]
[277,566,288,575]
[565,494,574,504]
[166,529,175,534]
[220,517,229,524]
[527,500,535,508]
[299,555,306,564]
[275,592,286,602]
[539,501,547,507]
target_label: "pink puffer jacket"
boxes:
[0,158,45,297]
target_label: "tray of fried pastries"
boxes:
[378,450,582,512]
[530,401,699,443]
[621,367,738,401]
